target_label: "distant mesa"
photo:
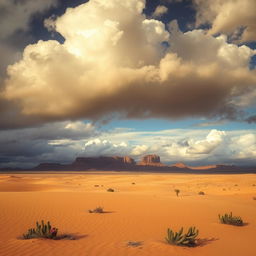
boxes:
[34,154,163,171]
[118,156,136,165]
[139,154,164,166]
[34,163,66,171]
[72,156,136,170]
[4,154,255,173]
[171,162,188,169]
[189,164,217,170]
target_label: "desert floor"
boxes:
[0,171,256,256]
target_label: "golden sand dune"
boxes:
[0,172,256,256]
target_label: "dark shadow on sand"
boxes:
[55,233,88,240]
[196,237,218,247]
[88,210,115,214]
[18,233,88,241]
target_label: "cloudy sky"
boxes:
[0,0,256,168]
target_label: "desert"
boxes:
[1,0,256,255]
[1,171,256,256]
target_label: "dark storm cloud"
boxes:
[246,115,256,123]
[0,0,58,79]
[0,121,96,168]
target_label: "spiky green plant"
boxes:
[218,212,243,226]
[23,220,58,239]
[166,226,199,246]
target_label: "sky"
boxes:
[0,0,256,168]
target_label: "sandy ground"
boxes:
[0,171,256,256]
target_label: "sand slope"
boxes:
[0,172,256,256]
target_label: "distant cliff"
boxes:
[34,154,163,171]
[17,154,256,173]
[72,156,135,170]
[138,154,163,166]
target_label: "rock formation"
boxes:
[71,156,136,170]
[171,162,188,169]
[138,154,163,166]
[34,163,65,170]
[27,154,256,173]
[122,156,136,165]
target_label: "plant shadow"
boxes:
[220,222,249,227]
[126,241,143,248]
[54,233,88,240]
[196,237,218,247]
[101,211,115,214]
[18,233,88,241]
[88,210,114,214]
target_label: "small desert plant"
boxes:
[88,206,104,213]
[253,197,256,200]
[127,241,143,247]
[23,220,58,239]
[174,189,180,197]
[166,227,199,247]
[218,212,244,226]
[107,188,115,192]
[198,191,205,195]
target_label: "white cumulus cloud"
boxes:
[193,0,256,43]
[0,0,255,128]
[186,129,225,154]
[152,5,168,18]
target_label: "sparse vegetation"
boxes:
[198,191,205,195]
[218,212,244,226]
[88,206,104,213]
[166,227,199,247]
[107,188,115,192]
[174,189,180,197]
[23,220,58,239]
[253,196,256,200]
[94,184,99,187]
[131,182,136,185]
[127,241,143,247]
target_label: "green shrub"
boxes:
[218,212,243,226]
[174,189,180,197]
[23,220,58,239]
[88,206,104,213]
[166,227,199,246]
